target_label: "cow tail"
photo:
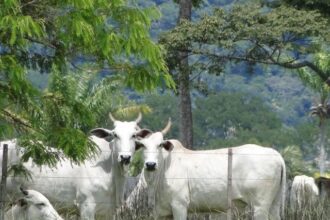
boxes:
[272,157,286,220]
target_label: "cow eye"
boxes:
[132,134,137,138]
[113,133,118,138]
[36,203,46,209]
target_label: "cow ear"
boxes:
[20,186,29,195]
[160,140,174,151]
[135,140,145,151]
[90,128,114,139]
[135,129,152,139]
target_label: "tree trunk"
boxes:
[177,0,193,149]
[319,119,327,176]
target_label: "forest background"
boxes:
[2,0,330,179]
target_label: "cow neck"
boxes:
[94,142,113,173]
[95,152,112,173]
[145,149,171,208]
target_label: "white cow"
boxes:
[135,120,286,220]
[5,187,63,220]
[1,113,151,220]
[290,175,319,211]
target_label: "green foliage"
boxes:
[0,56,39,137]
[281,145,314,179]
[298,53,330,101]
[160,3,330,80]
[0,0,174,165]
[129,149,144,176]
[279,0,330,17]
[8,163,33,181]
[193,92,294,149]
[0,0,173,89]
[298,52,330,125]
[140,93,179,138]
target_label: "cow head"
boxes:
[90,112,151,165]
[136,119,173,171]
[8,187,62,220]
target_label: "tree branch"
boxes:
[21,0,40,8]
[185,48,329,83]
[0,109,32,130]
[25,36,56,49]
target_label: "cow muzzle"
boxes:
[145,162,157,171]
[120,155,131,165]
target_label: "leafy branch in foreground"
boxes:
[1,0,174,165]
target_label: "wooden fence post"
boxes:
[227,148,233,220]
[0,143,8,220]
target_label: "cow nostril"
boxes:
[146,162,156,170]
[120,155,131,164]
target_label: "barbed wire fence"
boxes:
[1,144,330,219]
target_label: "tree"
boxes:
[0,0,174,165]
[162,0,205,149]
[160,3,329,148]
[176,0,194,149]
[298,52,330,175]
[161,4,329,81]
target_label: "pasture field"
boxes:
[33,195,329,219]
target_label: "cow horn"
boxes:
[135,112,142,124]
[109,113,117,122]
[20,186,29,195]
[161,118,172,136]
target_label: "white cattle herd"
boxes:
[0,113,324,219]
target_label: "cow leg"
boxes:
[156,217,172,220]
[171,201,188,220]
[115,174,126,208]
[253,206,270,220]
[269,206,281,220]
[79,200,96,220]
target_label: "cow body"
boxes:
[137,130,286,220]
[1,114,149,220]
[290,175,319,211]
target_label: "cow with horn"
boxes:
[1,112,152,220]
[134,119,286,220]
